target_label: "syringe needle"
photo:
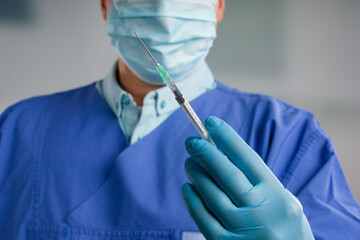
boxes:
[134,32,159,66]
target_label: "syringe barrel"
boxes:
[180,100,216,146]
[167,82,216,146]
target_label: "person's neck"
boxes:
[116,59,162,107]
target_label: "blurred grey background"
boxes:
[0,0,359,202]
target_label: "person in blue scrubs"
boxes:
[1,0,359,239]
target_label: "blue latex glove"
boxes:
[182,116,314,240]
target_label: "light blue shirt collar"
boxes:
[96,61,216,143]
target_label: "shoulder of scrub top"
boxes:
[0,82,100,122]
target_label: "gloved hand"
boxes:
[182,116,314,240]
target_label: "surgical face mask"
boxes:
[108,0,218,85]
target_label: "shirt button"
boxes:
[160,100,166,109]
[122,95,130,105]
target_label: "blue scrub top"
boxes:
[0,82,359,240]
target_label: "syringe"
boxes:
[134,32,216,146]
